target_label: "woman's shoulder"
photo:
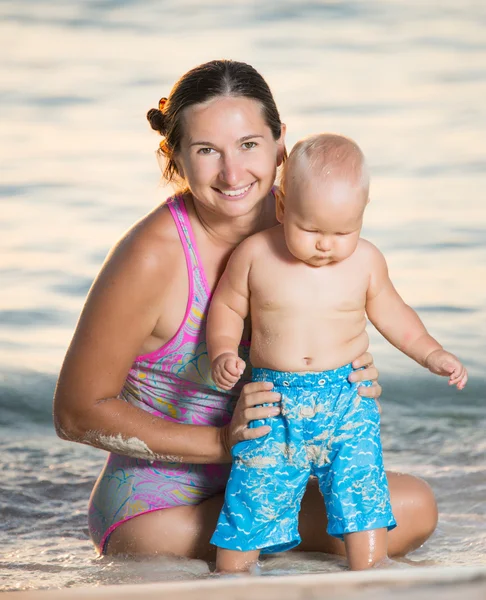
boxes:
[99,195,183,283]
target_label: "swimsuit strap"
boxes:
[168,194,211,303]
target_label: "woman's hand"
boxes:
[349,351,382,403]
[219,381,281,459]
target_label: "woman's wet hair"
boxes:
[146,59,284,184]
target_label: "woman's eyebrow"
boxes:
[189,140,213,147]
[189,134,264,147]
[239,134,264,142]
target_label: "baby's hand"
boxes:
[212,352,246,391]
[425,349,468,390]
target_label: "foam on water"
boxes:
[1,0,485,590]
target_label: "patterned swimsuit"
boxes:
[87,195,250,554]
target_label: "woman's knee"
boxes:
[387,471,438,555]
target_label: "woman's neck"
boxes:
[187,191,276,249]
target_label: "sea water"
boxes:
[1,0,485,591]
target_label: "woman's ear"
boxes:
[277,123,287,167]
[173,153,185,179]
[275,189,285,223]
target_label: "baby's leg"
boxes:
[344,528,388,570]
[314,389,396,569]
[216,548,260,574]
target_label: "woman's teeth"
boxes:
[220,183,252,197]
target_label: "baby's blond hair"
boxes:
[280,133,369,197]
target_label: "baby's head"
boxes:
[277,133,369,267]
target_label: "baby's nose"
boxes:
[316,237,332,251]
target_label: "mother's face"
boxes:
[175,95,286,219]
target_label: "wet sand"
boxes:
[5,566,486,600]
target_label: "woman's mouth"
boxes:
[214,182,254,199]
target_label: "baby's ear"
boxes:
[275,189,285,223]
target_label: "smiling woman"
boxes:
[167,95,285,219]
[53,59,437,561]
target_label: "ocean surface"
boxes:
[1,0,485,592]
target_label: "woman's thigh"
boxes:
[298,471,438,557]
[105,471,437,559]
[105,493,225,560]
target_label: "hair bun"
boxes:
[146,107,166,134]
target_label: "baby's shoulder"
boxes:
[355,238,385,260]
[354,239,389,276]
[236,224,283,254]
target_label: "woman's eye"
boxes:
[197,147,215,155]
[242,141,257,150]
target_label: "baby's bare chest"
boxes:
[250,258,369,314]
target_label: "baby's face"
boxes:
[280,176,368,267]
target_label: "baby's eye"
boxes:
[197,147,215,155]
[336,232,350,236]
[242,141,257,150]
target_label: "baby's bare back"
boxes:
[248,227,371,372]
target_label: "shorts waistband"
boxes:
[252,364,353,388]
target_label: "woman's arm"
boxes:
[54,212,226,463]
[53,211,281,463]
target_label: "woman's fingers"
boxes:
[243,405,280,422]
[243,424,271,440]
[352,352,374,369]
[349,364,378,383]
[240,380,275,395]
[226,381,282,447]
[240,385,281,407]
[357,381,382,398]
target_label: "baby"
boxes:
[207,133,467,573]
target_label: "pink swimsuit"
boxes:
[87,195,251,554]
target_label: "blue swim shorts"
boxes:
[210,364,396,553]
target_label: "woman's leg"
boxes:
[298,472,438,557]
[105,493,224,559]
[105,471,437,559]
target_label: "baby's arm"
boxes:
[365,244,467,389]
[207,241,253,390]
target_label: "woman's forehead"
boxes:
[181,96,269,143]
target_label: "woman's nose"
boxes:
[220,154,244,186]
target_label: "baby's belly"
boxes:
[249,329,369,372]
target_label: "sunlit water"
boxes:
[1,0,486,591]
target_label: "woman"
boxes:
[53,59,437,560]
